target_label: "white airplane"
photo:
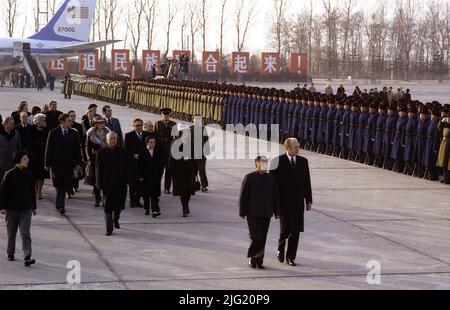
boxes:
[0,0,119,77]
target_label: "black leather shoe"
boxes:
[24,257,36,267]
[286,259,296,267]
[7,255,14,262]
[248,258,257,269]
[114,222,120,229]
[164,189,171,194]
[59,208,66,215]
[152,211,161,218]
[145,210,150,216]
[257,264,265,270]
[106,232,113,236]
[277,251,285,263]
[182,213,188,218]
[201,187,208,192]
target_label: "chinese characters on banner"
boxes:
[231,52,250,74]
[261,53,280,75]
[47,58,67,73]
[172,50,191,61]
[111,49,130,74]
[290,52,308,75]
[142,50,160,72]
[202,52,220,73]
[79,50,99,74]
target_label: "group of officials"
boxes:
[0,99,212,266]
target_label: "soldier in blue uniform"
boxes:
[423,109,441,181]
[391,105,409,173]
[373,103,387,167]
[363,103,379,165]
[310,98,321,152]
[258,93,269,136]
[303,99,315,150]
[285,93,297,140]
[347,101,360,161]
[403,106,419,175]
[298,98,309,148]
[339,100,352,159]
[247,92,258,128]
[413,108,430,178]
[290,96,302,138]
[317,96,329,154]
[382,104,397,170]
[332,100,345,157]
[325,98,337,156]
[355,100,369,163]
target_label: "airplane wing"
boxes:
[54,40,121,52]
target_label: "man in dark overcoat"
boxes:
[270,138,313,267]
[96,132,130,236]
[45,114,82,215]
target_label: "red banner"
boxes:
[47,58,67,73]
[261,52,280,75]
[79,50,99,74]
[111,49,130,74]
[142,50,160,72]
[290,52,308,75]
[202,51,220,74]
[231,52,250,74]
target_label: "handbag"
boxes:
[74,163,85,181]
[194,174,201,192]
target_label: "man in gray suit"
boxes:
[102,105,124,147]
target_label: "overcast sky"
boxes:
[1,0,442,57]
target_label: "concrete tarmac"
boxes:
[0,86,449,290]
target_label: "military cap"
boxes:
[160,108,172,115]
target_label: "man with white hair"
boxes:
[96,132,130,236]
[270,138,313,267]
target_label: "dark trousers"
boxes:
[278,225,300,261]
[105,210,121,234]
[181,194,191,215]
[195,159,209,188]
[247,217,271,265]
[129,161,141,205]
[6,210,32,258]
[163,161,171,191]
[143,196,160,213]
[56,187,66,209]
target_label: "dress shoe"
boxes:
[152,211,161,218]
[164,189,171,194]
[257,264,265,270]
[59,208,66,215]
[277,251,285,263]
[248,258,257,269]
[94,201,100,208]
[182,213,188,218]
[106,232,113,236]
[145,210,150,216]
[24,257,36,267]
[201,187,208,192]
[114,221,121,229]
[286,259,296,267]
[7,255,14,262]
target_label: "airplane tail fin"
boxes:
[29,0,96,42]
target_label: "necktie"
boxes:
[108,119,112,127]
[290,157,295,167]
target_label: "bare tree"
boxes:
[2,0,19,37]
[218,0,228,57]
[270,0,290,58]
[180,2,189,50]
[235,0,258,52]
[188,0,201,59]
[199,0,209,52]
[322,0,341,79]
[164,0,178,57]
[126,0,146,61]
[144,0,158,50]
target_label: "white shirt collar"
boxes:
[286,153,296,162]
